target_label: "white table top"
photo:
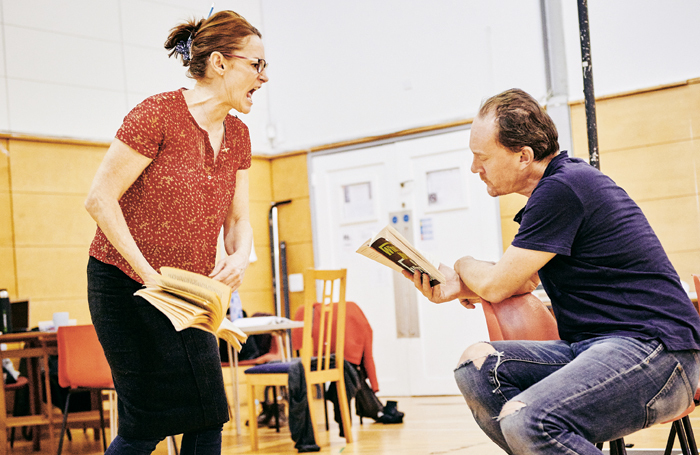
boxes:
[233,316,303,335]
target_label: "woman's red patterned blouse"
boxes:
[89,88,252,284]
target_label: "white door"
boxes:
[310,129,502,396]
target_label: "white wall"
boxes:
[0,0,270,150]
[1,0,699,154]
[261,0,547,152]
[560,0,700,100]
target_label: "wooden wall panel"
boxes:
[0,139,17,298]
[8,139,107,326]
[241,246,272,295]
[271,154,309,200]
[248,157,272,202]
[277,197,313,244]
[237,157,275,315]
[0,247,17,298]
[638,196,700,253]
[237,289,274,316]
[0,139,9,189]
[600,141,700,201]
[248,200,270,242]
[270,153,314,319]
[0,192,13,247]
[15,247,88,317]
[9,141,106,194]
[498,193,527,251]
[29,298,90,330]
[13,193,96,246]
[570,83,700,154]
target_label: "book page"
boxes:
[356,240,406,274]
[135,289,211,331]
[161,267,232,309]
[159,267,232,324]
[217,318,247,351]
[357,224,446,286]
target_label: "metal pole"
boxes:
[268,200,292,317]
[279,241,290,320]
[577,0,600,170]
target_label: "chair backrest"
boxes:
[291,300,368,362]
[57,325,114,390]
[479,293,560,341]
[300,269,347,374]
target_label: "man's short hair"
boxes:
[478,88,559,161]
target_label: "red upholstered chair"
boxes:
[479,293,698,455]
[56,325,114,455]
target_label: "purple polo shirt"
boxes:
[512,152,700,351]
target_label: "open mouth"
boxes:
[247,87,258,102]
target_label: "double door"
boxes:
[310,129,502,395]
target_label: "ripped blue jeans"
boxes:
[454,337,699,455]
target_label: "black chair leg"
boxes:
[9,428,15,448]
[98,391,107,452]
[57,391,73,455]
[682,415,699,455]
[272,387,280,433]
[675,419,692,455]
[323,384,329,431]
[666,421,679,455]
[609,438,628,455]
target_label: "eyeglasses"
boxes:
[227,54,268,74]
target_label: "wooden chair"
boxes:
[4,375,29,447]
[56,325,114,455]
[479,293,698,455]
[244,268,353,451]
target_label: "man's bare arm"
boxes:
[454,246,555,303]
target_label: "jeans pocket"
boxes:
[645,363,693,428]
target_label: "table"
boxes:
[0,331,57,454]
[224,317,304,435]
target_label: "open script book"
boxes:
[135,267,248,350]
[356,224,446,286]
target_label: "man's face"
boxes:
[469,114,524,197]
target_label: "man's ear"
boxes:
[519,146,535,167]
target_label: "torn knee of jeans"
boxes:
[458,342,497,370]
[497,400,526,421]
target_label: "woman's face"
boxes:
[223,35,268,114]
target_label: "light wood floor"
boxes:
[6,395,699,454]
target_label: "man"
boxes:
[404,88,700,454]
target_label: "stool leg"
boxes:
[323,384,329,431]
[682,415,699,455]
[57,391,73,455]
[272,387,280,433]
[675,419,692,455]
[98,391,107,452]
[610,438,627,455]
[666,422,679,455]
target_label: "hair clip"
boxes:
[174,35,192,62]
[175,4,214,62]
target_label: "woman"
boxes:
[84,10,268,455]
